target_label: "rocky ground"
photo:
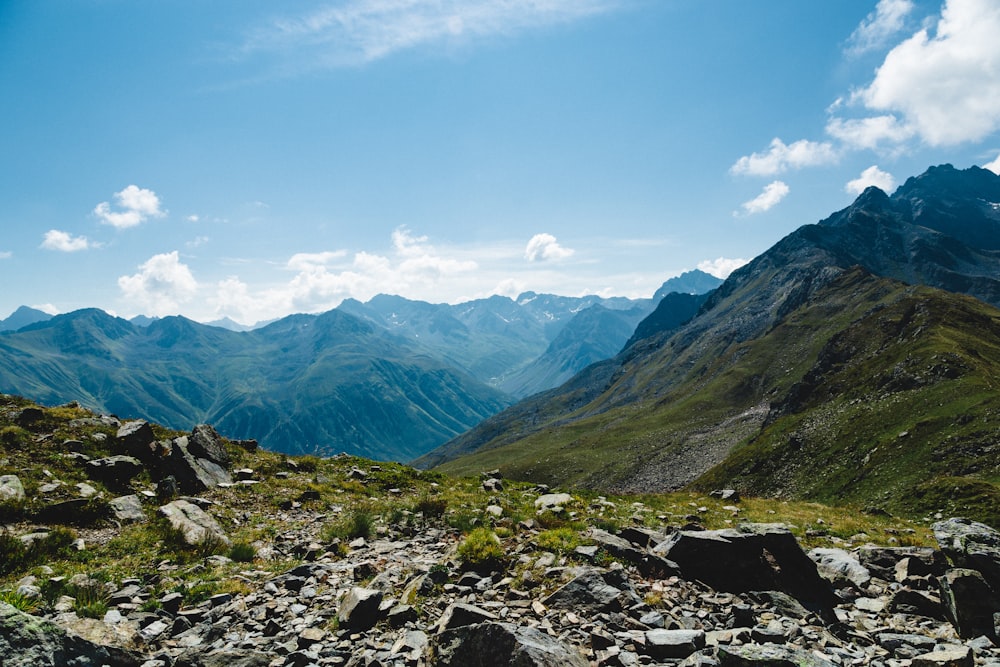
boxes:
[2,401,1000,666]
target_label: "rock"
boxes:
[116,420,157,462]
[0,474,26,501]
[535,493,573,512]
[161,437,232,494]
[543,568,635,613]
[0,601,141,666]
[173,649,273,667]
[86,456,143,490]
[482,478,504,493]
[108,495,147,523]
[643,629,706,660]
[808,548,871,588]
[338,587,384,631]
[187,424,231,468]
[436,602,498,631]
[157,499,231,547]
[887,588,947,620]
[717,643,836,666]
[857,545,947,581]
[933,518,1000,592]
[653,524,837,618]
[432,621,589,666]
[911,645,974,667]
[938,568,1000,639]
[587,528,680,578]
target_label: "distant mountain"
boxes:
[0,308,510,461]
[204,316,255,332]
[652,269,723,300]
[0,306,51,332]
[424,165,1000,518]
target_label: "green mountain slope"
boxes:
[0,309,511,461]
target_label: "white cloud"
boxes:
[730,138,838,176]
[187,214,200,223]
[32,304,59,315]
[41,229,94,252]
[855,0,1000,147]
[697,257,749,279]
[525,233,574,262]
[846,0,915,55]
[824,115,915,151]
[0,251,11,260]
[240,0,623,70]
[118,251,199,316]
[845,165,897,195]
[985,153,1000,175]
[94,185,166,229]
[739,181,790,215]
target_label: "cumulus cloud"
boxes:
[739,181,790,215]
[730,138,838,176]
[240,0,623,70]
[94,185,166,229]
[985,153,1000,175]
[118,251,199,316]
[849,0,1000,147]
[824,115,915,151]
[846,0,915,55]
[697,257,749,279]
[846,165,897,195]
[525,233,574,262]
[41,229,94,252]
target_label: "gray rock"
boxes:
[162,437,232,494]
[108,495,147,523]
[543,568,631,613]
[187,424,231,468]
[717,643,836,666]
[116,420,157,462]
[933,518,1000,593]
[86,456,143,490]
[0,601,140,666]
[939,568,999,639]
[338,587,384,631]
[436,602,498,631]
[911,645,974,667]
[0,474,25,501]
[808,548,871,588]
[588,528,680,578]
[433,621,588,666]
[157,499,230,547]
[857,545,947,581]
[643,629,706,660]
[535,493,573,512]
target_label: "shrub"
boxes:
[0,425,31,448]
[322,506,375,542]
[228,541,256,563]
[69,580,110,619]
[534,527,582,555]
[457,528,504,573]
[414,495,448,520]
[0,589,40,613]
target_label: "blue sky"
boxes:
[2,0,1000,324]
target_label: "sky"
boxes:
[2,0,1000,325]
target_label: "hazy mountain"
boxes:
[424,165,1000,515]
[0,308,510,461]
[0,306,52,332]
[652,269,723,300]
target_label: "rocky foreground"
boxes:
[2,404,1000,666]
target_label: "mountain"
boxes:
[0,308,510,460]
[0,305,52,332]
[652,269,723,300]
[424,165,1000,517]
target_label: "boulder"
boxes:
[0,601,140,666]
[157,499,230,547]
[161,437,231,494]
[535,493,573,512]
[187,424,231,468]
[436,602,498,631]
[86,456,143,490]
[653,524,837,619]
[542,568,636,613]
[717,643,836,666]
[588,528,680,578]
[432,622,588,666]
[108,495,146,523]
[115,420,157,463]
[337,586,383,631]
[933,518,1000,592]
[808,548,871,588]
[0,474,25,501]
[938,568,999,639]
[643,629,706,660]
[857,545,947,581]
[911,645,974,667]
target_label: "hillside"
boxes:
[0,309,510,461]
[7,394,1000,666]
[427,165,1000,520]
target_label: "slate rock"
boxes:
[436,602,498,631]
[856,546,947,581]
[933,518,1000,593]
[187,424,231,468]
[0,601,141,666]
[643,629,706,660]
[808,548,871,588]
[887,588,947,620]
[161,437,232,494]
[433,621,589,666]
[157,499,230,547]
[108,495,146,523]
[535,493,573,512]
[116,420,157,463]
[543,568,633,613]
[173,649,273,667]
[938,568,1000,639]
[86,456,143,490]
[911,645,974,667]
[338,586,384,631]
[717,643,836,666]
[588,528,680,578]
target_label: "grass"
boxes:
[457,527,505,573]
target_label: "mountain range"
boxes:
[420,164,1000,520]
[0,272,719,460]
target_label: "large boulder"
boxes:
[188,424,231,468]
[86,456,143,491]
[587,528,680,578]
[338,586,384,631]
[108,495,146,523]
[0,601,140,666]
[938,568,1000,639]
[542,568,638,613]
[432,622,588,666]
[115,420,157,463]
[160,437,231,493]
[717,643,835,666]
[653,524,837,619]
[0,474,25,501]
[808,548,871,588]
[933,518,1000,592]
[157,499,230,547]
